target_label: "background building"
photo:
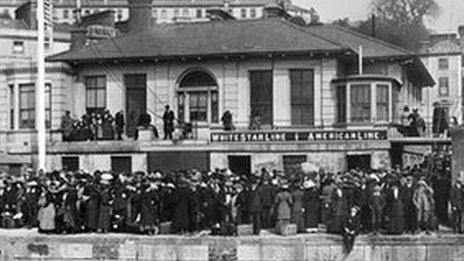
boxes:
[419,30,464,131]
[0,0,315,25]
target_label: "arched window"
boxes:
[177,71,218,124]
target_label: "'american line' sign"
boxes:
[210,130,388,143]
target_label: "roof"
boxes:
[305,24,412,59]
[48,18,351,62]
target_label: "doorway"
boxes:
[111,156,132,174]
[228,155,251,176]
[125,74,147,138]
[347,154,371,171]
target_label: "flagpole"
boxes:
[37,0,46,171]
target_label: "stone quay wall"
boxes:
[0,233,462,261]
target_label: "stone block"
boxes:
[159,222,172,234]
[237,245,260,261]
[138,129,155,141]
[428,245,453,261]
[57,243,93,259]
[177,245,209,261]
[278,223,297,236]
[119,240,137,260]
[262,246,296,261]
[237,224,253,236]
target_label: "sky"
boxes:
[293,0,464,33]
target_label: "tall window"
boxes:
[250,70,273,125]
[438,58,449,70]
[174,9,179,18]
[290,69,314,125]
[161,9,167,19]
[63,9,69,19]
[117,9,123,21]
[350,84,371,122]
[196,9,203,18]
[19,83,51,129]
[177,71,218,123]
[152,9,158,19]
[439,77,449,96]
[336,85,346,123]
[241,8,247,18]
[85,76,106,114]
[9,85,14,130]
[250,8,256,18]
[182,9,189,17]
[376,84,389,121]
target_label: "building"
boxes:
[419,30,464,129]
[0,2,72,171]
[0,1,435,173]
[0,0,315,25]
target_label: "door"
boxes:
[228,156,251,176]
[347,155,371,171]
[111,156,132,174]
[125,74,147,138]
[148,152,210,172]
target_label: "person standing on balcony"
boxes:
[221,111,234,131]
[115,110,125,140]
[60,111,74,142]
[162,105,175,140]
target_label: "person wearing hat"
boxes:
[274,182,292,232]
[413,179,435,234]
[291,181,305,233]
[259,174,276,229]
[21,180,42,229]
[303,179,320,232]
[450,179,464,233]
[369,183,385,235]
[402,175,417,234]
[139,182,160,235]
[328,181,349,234]
[247,181,264,235]
[342,206,361,254]
[386,181,404,234]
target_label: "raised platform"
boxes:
[0,230,462,261]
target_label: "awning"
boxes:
[401,56,436,88]
[331,74,402,86]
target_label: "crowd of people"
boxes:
[0,162,455,238]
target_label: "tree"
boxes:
[372,0,440,25]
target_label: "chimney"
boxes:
[371,14,376,38]
[70,28,87,50]
[14,2,36,29]
[70,10,117,50]
[262,4,291,20]
[459,25,464,48]
[127,0,153,33]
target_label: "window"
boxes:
[376,84,389,121]
[438,58,449,70]
[19,83,51,129]
[111,156,132,174]
[290,69,314,125]
[13,41,24,54]
[9,85,14,130]
[177,71,218,123]
[152,9,158,19]
[350,84,371,122]
[117,9,123,21]
[250,8,256,18]
[62,157,79,172]
[250,70,273,125]
[85,76,106,114]
[196,9,203,18]
[161,9,167,19]
[336,85,346,123]
[174,9,179,17]
[283,155,307,176]
[241,8,247,18]
[439,77,449,96]
[182,9,189,17]
[63,9,69,19]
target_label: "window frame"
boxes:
[85,75,107,115]
[336,81,392,124]
[249,70,273,126]
[439,77,449,96]
[250,8,256,18]
[13,41,24,54]
[438,58,449,70]
[289,69,315,126]
[18,83,52,129]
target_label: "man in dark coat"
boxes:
[328,183,349,234]
[386,182,404,234]
[172,180,192,233]
[259,177,275,229]
[450,180,464,233]
[247,182,263,235]
[402,176,417,233]
[162,105,175,140]
[343,206,361,254]
[115,110,125,140]
[369,184,385,234]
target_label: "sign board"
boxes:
[87,25,117,39]
[210,130,388,143]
